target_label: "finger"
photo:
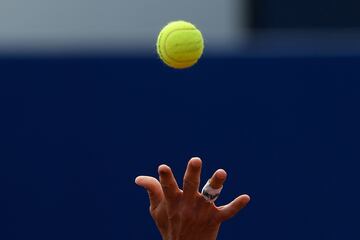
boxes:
[208,169,227,189]
[217,194,250,222]
[135,176,164,209]
[183,157,202,200]
[158,164,180,202]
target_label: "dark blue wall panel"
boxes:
[252,0,360,28]
[1,56,359,239]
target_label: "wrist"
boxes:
[169,235,217,240]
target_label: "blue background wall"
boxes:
[1,56,359,239]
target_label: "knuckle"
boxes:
[195,194,205,202]
[183,178,198,188]
[161,185,180,200]
[160,182,168,189]
[160,183,172,192]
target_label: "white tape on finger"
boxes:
[201,180,223,202]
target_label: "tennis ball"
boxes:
[157,20,204,69]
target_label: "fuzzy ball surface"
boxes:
[156,21,204,69]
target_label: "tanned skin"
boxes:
[135,157,250,240]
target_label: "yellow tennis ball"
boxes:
[157,20,204,69]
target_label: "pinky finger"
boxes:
[217,194,250,222]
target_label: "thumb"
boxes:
[217,194,250,222]
[135,176,164,210]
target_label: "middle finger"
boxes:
[183,157,202,200]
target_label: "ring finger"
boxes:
[209,169,227,189]
[200,169,227,203]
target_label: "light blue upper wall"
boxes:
[0,0,249,55]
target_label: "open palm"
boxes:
[135,157,250,240]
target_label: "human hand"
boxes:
[135,157,250,240]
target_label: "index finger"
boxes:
[158,164,181,202]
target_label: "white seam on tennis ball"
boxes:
[156,29,168,64]
[157,27,179,67]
